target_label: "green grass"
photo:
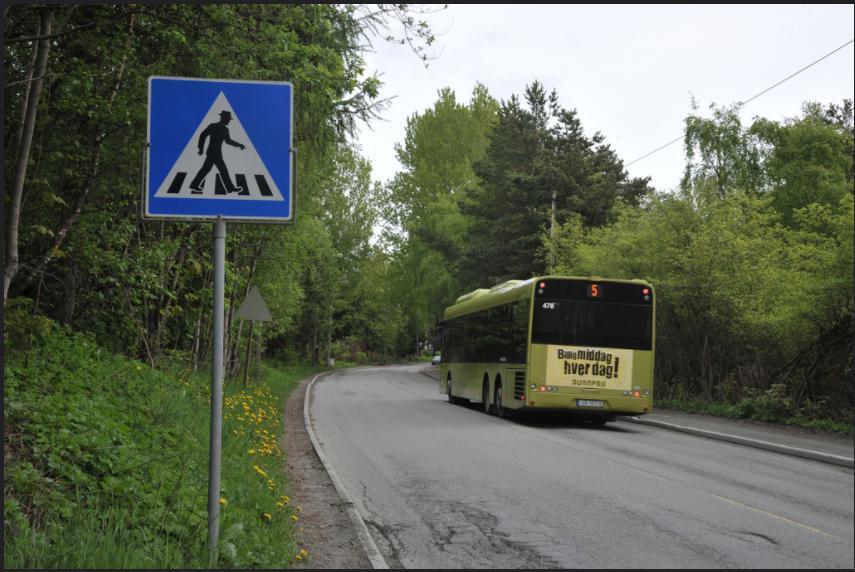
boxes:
[654,397,854,436]
[3,318,322,568]
[260,360,327,403]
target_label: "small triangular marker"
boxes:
[237,286,273,322]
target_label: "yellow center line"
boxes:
[709,493,841,540]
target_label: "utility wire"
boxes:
[626,38,854,167]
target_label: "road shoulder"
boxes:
[280,373,373,569]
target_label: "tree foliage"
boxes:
[461,81,650,288]
[3,4,439,367]
[382,84,499,349]
[548,102,854,420]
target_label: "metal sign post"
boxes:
[207,218,226,567]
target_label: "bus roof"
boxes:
[442,275,653,320]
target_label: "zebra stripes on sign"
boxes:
[163,172,277,199]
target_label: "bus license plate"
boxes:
[577,399,604,408]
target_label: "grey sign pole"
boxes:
[207,218,226,566]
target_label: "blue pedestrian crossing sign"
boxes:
[145,77,294,223]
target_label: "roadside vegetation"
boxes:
[654,395,853,437]
[3,305,333,568]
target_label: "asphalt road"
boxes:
[307,364,855,569]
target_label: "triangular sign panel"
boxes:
[154,92,283,201]
[236,286,273,322]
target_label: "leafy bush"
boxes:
[655,390,854,436]
[733,384,795,421]
[3,297,52,353]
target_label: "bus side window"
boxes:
[435,322,445,358]
[510,300,528,362]
[446,319,458,362]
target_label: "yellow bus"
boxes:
[437,276,654,424]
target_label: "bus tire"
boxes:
[494,378,507,418]
[482,376,491,414]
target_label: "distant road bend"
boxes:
[307,364,855,569]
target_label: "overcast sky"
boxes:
[354,4,855,192]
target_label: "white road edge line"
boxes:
[619,417,854,468]
[303,371,390,569]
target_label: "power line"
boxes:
[626,38,854,167]
[736,39,853,108]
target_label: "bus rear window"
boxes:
[532,299,652,350]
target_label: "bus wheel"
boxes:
[494,379,507,418]
[481,377,491,414]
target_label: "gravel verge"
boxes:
[280,374,372,569]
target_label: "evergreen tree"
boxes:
[461,81,649,288]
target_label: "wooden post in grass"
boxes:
[243,320,254,386]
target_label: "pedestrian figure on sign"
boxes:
[189,110,246,194]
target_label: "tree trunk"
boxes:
[13,44,39,154]
[15,11,136,298]
[227,244,262,376]
[4,9,53,306]
[312,326,318,366]
[153,243,190,352]
[243,320,255,386]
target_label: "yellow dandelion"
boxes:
[295,555,302,562]
[291,514,299,522]
[248,449,255,455]
[296,506,302,512]
[219,497,227,506]
[262,512,272,521]
[299,548,308,557]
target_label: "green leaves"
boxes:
[460,81,648,288]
